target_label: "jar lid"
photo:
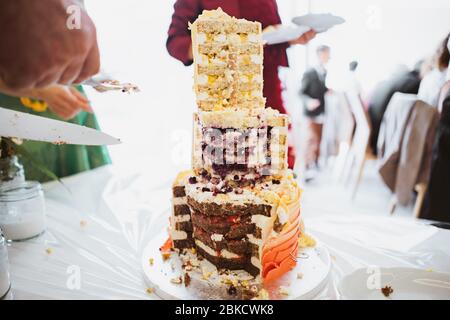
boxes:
[0,181,42,202]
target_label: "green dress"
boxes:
[0,86,111,182]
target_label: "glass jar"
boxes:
[0,182,46,241]
[0,231,11,299]
[0,156,25,187]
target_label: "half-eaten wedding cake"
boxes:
[162,8,303,300]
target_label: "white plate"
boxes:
[292,13,345,33]
[339,267,450,300]
[142,229,331,300]
[262,26,311,45]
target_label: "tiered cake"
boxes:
[167,8,302,299]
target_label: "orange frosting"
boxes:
[261,177,302,284]
[160,236,173,253]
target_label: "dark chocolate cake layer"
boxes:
[173,186,186,197]
[249,242,259,257]
[174,221,193,233]
[173,238,195,250]
[173,204,190,216]
[196,246,260,277]
[191,211,255,238]
[193,226,250,255]
[187,196,272,217]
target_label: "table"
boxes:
[6,166,450,299]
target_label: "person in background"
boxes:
[420,38,450,222]
[347,60,362,95]
[299,45,331,178]
[418,33,450,108]
[367,61,423,155]
[0,85,111,182]
[166,0,316,169]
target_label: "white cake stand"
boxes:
[142,230,331,300]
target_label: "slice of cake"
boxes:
[190,8,265,111]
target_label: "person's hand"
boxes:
[0,0,100,91]
[306,99,321,111]
[32,85,93,120]
[289,29,317,45]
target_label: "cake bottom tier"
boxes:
[170,169,302,283]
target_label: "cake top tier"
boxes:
[192,8,261,33]
[190,8,265,111]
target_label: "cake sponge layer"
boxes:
[190,8,264,111]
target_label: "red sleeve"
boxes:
[166,0,201,66]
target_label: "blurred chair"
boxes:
[377,93,439,216]
[321,92,355,173]
[342,89,373,200]
[328,92,355,181]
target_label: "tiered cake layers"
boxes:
[190,9,265,111]
[169,8,302,286]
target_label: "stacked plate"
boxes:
[262,13,345,45]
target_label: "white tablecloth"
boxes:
[6,166,450,299]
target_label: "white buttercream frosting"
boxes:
[250,54,263,64]
[171,230,188,240]
[215,34,226,42]
[248,33,261,43]
[173,214,191,223]
[251,214,271,229]
[211,58,226,66]
[247,233,262,246]
[198,75,208,85]
[251,256,261,269]
[253,75,263,83]
[197,33,207,44]
[173,197,187,205]
[211,233,224,242]
[195,240,239,259]
[197,92,209,101]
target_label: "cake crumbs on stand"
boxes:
[170,276,183,285]
[381,285,394,297]
[278,286,290,296]
[184,273,191,287]
[253,288,269,300]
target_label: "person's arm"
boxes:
[166,0,201,66]
[0,81,92,120]
[0,0,99,91]
[289,29,316,46]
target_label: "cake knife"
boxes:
[0,107,121,146]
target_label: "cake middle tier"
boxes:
[192,108,289,182]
